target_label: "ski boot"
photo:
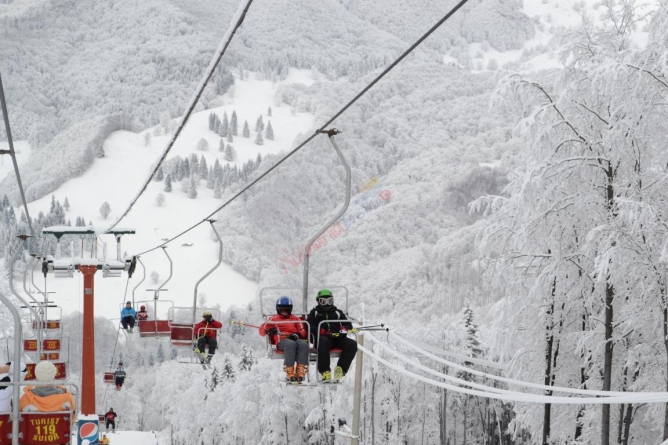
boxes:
[334,366,344,381]
[321,370,331,383]
[296,364,308,382]
[284,365,297,383]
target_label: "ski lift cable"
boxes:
[357,344,668,405]
[369,332,659,400]
[386,332,668,398]
[390,329,507,370]
[133,0,472,257]
[106,0,256,233]
[0,73,34,237]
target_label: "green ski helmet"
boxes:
[316,289,334,307]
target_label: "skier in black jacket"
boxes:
[307,289,357,382]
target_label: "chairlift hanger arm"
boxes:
[302,131,352,312]
[192,220,223,324]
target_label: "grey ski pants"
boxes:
[277,338,309,367]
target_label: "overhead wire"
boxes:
[372,332,667,398]
[106,0,255,233]
[357,343,668,405]
[135,0,472,256]
[0,73,34,236]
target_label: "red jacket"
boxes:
[194,319,222,338]
[259,314,307,343]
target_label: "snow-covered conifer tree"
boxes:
[187,174,198,199]
[154,166,164,181]
[255,115,264,132]
[198,155,208,180]
[267,106,272,117]
[242,121,250,138]
[219,112,229,137]
[224,145,236,162]
[164,174,172,192]
[255,131,264,146]
[63,197,70,211]
[230,111,238,136]
[214,178,223,199]
[265,120,274,140]
[155,193,165,207]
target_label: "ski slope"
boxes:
[94,430,160,445]
[13,69,315,320]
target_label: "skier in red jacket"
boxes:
[193,310,222,364]
[260,297,309,382]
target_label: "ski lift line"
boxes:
[395,332,507,370]
[192,221,223,324]
[367,334,667,402]
[134,0,472,257]
[387,332,667,398]
[358,344,668,405]
[106,0,256,233]
[0,73,34,237]
[364,333,507,396]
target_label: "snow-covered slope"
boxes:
[16,70,314,319]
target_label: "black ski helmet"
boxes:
[276,296,293,316]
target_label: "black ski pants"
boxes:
[105,419,115,431]
[316,335,357,374]
[197,336,217,355]
[115,377,125,387]
[121,316,135,330]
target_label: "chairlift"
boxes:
[169,221,224,356]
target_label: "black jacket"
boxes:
[307,305,353,344]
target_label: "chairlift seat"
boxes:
[170,323,194,347]
[31,320,61,330]
[104,372,115,384]
[138,320,171,337]
[20,411,72,445]
[0,413,11,444]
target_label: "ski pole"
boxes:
[231,320,263,329]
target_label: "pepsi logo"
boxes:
[79,422,98,440]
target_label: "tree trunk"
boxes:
[464,396,468,445]
[602,281,615,445]
[543,281,556,445]
[602,164,615,445]
[663,305,668,439]
[575,313,587,441]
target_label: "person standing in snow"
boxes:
[120,301,137,333]
[307,289,357,382]
[260,296,309,382]
[193,310,222,364]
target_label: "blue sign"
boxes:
[77,417,99,445]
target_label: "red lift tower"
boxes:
[42,226,136,415]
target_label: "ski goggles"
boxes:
[317,297,333,306]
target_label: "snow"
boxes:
[97,430,159,445]
[17,69,315,320]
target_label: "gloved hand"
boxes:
[266,328,278,336]
[349,328,358,334]
[339,327,348,338]
[289,333,300,341]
